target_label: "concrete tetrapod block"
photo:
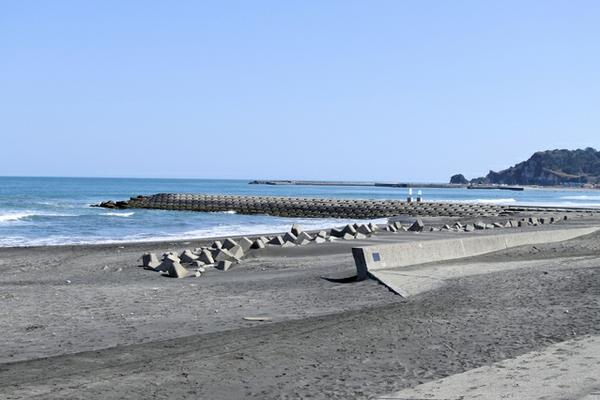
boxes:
[141,253,160,269]
[356,224,372,235]
[216,260,233,271]
[251,238,266,249]
[269,236,286,246]
[238,237,253,252]
[222,238,238,250]
[464,224,475,232]
[213,249,239,263]
[290,223,302,236]
[211,241,223,249]
[295,231,313,243]
[314,236,327,244]
[407,219,424,232]
[316,230,328,239]
[342,224,357,235]
[352,226,600,291]
[179,249,199,264]
[167,261,189,278]
[474,221,486,230]
[155,254,180,272]
[330,228,344,238]
[228,245,244,259]
[198,249,214,265]
[283,232,297,243]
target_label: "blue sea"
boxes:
[1,176,599,247]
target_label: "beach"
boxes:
[1,214,600,399]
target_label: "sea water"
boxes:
[0,176,599,247]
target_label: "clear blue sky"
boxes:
[1,1,599,182]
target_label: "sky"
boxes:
[1,1,599,182]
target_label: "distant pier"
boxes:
[249,180,525,191]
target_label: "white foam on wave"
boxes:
[436,198,517,205]
[0,212,36,222]
[560,195,600,201]
[0,211,79,223]
[101,212,135,217]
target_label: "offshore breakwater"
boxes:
[94,193,600,219]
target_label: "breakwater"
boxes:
[96,193,519,218]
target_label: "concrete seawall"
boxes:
[96,193,513,219]
[352,226,600,295]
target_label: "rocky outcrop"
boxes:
[453,148,600,186]
[449,174,469,184]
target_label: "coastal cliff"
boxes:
[455,148,600,186]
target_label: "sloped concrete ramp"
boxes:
[378,335,600,400]
[353,227,599,296]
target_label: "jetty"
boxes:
[94,193,599,219]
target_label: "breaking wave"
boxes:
[0,212,35,222]
[101,212,135,217]
[560,195,600,201]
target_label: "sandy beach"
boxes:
[1,216,600,399]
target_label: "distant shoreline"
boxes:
[249,179,599,191]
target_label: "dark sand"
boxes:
[1,220,599,399]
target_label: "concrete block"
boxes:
[330,228,344,238]
[386,224,398,232]
[393,221,403,231]
[314,236,327,244]
[485,224,495,229]
[238,237,253,252]
[216,260,233,271]
[357,224,372,235]
[291,224,302,236]
[316,230,328,238]
[191,260,205,268]
[342,233,355,240]
[441,224,451,230]
[228,245,244,259]
[141,253,160,269]
[295,231,313,243]
[342,224,357,235]
[167,261,189,278]
[474,222,486,230]
[269,236,286,246]
[368,223,379,232]
[283,232,297,243]
[211,241,223,249]
[222,238,238,250]
[198,249,214,265]
[354,232,367,239]
[296,238,311,245]
[493,222,504,228]
[251,238,266,249]
[179,249,199,264]
[214,248,239,262]
[408,219,424,232]
[464,224,475,232]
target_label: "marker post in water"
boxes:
[407,188,413,203]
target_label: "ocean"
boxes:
[1,176,599,247]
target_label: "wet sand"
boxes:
[1,220,600,399]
